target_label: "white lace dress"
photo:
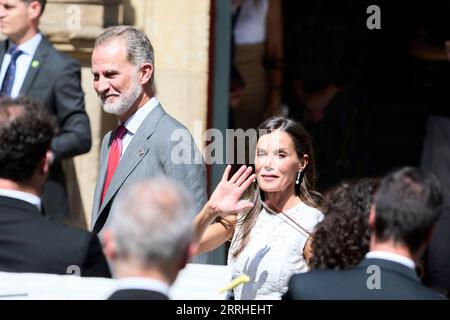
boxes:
[227,202,324,300]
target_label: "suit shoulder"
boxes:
[37,217,92,245]
[290,269,335,283]
[155,112,196,144]
[108,289,169,300]
[288,270,335,290]
[287,269,354,299]
[45,43,81,68]
[420,287,447,300]
[158,112,190,131]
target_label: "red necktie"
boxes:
[101,125,127,204]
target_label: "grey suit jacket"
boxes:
[91,104,207,233]
[0,36,91,222]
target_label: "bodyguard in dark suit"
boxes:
[90,26,206,234]
[284,167,446,300]
[0,0,91,223]
[0,97,110,277]
[102,179,197,300]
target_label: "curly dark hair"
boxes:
[309,178,380,270]
[0,97,57,182]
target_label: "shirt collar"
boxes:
[11,33,43,57]
[115,277,170,296]
[122,97,159,135]
[0,189,42,211]
[366,250,416,270]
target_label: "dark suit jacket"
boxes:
[284,258,445,300]
[0,196,111,277]
[108,289,169,300]
[0,36,91,222]
[426,206,450,297]
[91,104,207,234]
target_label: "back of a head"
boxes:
[322,178,379,218]
[0,97,56,182]
[310,178,379,270]
[374,167,443,254]
[109,178,195,270]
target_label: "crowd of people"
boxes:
[0,0,448,300]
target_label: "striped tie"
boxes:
[0,46,23,97]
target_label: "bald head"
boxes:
[108,178,195,270]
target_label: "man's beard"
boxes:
[101,78,143,116]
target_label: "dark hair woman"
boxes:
[194,116,324,299]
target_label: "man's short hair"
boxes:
[109,178,195,269]
[23,0,46,16]
[0,97,57,182]
[374,167,443,253]
[95,26,154,84]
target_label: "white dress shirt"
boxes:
[0,189,42,211]
[120,97,159,157]
[0,33,43,97]
[366,250,416,270]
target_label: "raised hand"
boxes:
[209,165,256,216]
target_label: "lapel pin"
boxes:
[31,60,39,68]
[138,149,145,157]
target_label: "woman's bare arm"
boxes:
[193,165,255,255]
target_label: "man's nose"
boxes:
[95,77,110,94]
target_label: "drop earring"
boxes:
[296,171,302,184]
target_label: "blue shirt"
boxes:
[0,33,43,97]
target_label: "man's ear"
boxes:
[424,224,436,245]
[178,242,198,271]
[37,150,52,176]
[102,229,116,262]
[28,1,43,20]
[140,63,154,85]
[369,204,376,230]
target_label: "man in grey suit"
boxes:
[0,0,91,223]
[91,26,207,234]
